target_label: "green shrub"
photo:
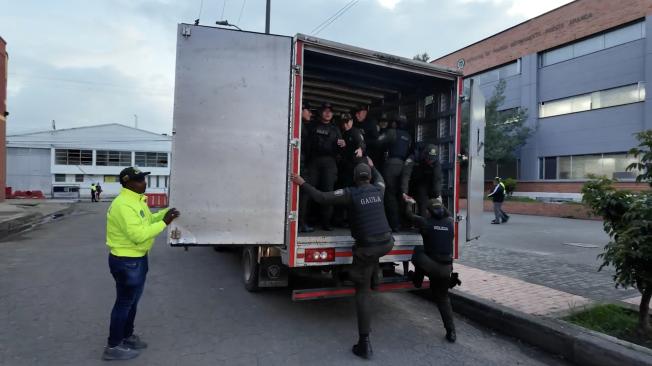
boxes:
[503,177,517,196]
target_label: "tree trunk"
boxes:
[638,287,651,336]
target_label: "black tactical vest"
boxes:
[388,130,411,159]
[421,216,454,263]
[312,123,337,157]
[349,185,391,244]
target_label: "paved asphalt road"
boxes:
[0,202,569,366]
[458,212,638,301]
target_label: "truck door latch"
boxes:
[288,211,297,221]
[292,65,301,74]
[290,138,300,148]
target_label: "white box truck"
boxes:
[168,24,486,300]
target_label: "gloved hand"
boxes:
[449,272,461,289]
[163,208,180,225]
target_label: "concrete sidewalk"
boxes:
[453,263,593,316]
[0,199,75,238]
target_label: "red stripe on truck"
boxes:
[289,40,304,268]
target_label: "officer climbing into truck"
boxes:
[403,196,460,343]
[306,102,345,231]
[291,157,393,360]
[400,143,443,218]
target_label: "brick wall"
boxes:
[459,199,597,220]
[434,0,652,76]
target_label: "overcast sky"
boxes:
[0,0,573,135]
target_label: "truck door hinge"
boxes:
[292,65,301,74]
[181,25,192,38]
[455,214,465,223]
[288,211,298,221]
[290,138,300,148]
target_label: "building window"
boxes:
[539,83,646,118]
[104,175,119,183]
[468,59,521,86]
[54,174,66,182]
[75,174,84,182]
[540,21,645,67]
[96,151,132,166]
[539,153,639,180]
[135,152,168,167]
[54,149,92,165]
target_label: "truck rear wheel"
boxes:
[242,246,260,292]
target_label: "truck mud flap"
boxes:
[292,280,430,301]
[258,256,288,288]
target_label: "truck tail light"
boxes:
[304,248,335,263]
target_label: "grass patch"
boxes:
[565,304,652,349]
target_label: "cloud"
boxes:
[377,0,403,10]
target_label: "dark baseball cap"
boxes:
[302,102,311,110]
[355,104,369,112]
[353,163,371,181]
[119,167,150,184]
[320,102,333,112]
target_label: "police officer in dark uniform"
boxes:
[401,143,443,218]
[404,197,458,343]
[299,103,315,233]
[338,112,366,188]
[307,102,345,230]
[292,158,393,360]
[377,114,412,232]
[353,105,380,165]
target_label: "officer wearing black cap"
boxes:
[353,104,380,164]
[338,112,366,188]
[401,143,443,218]
[404,197,458,343]
[377,114,412,232]
[307,102,345,230]
[292,158,393,360]
[299,102,314,233]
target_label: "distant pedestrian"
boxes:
[102,167,180,361]
[90,183,97,202]
[488,177,509,224]
[95,183,103,202]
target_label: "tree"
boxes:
[582,130,652,336]
[461,79,533,165]
[413,52,430,62]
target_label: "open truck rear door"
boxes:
[466,80,485,241]
[168,24,293,246]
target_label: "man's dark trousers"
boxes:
[412,247,455,333]
[108,254,148,347]
[349,240,393,334]
[307,156,338,227]
[383,158,404,230]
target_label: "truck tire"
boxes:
[242,246,260,292]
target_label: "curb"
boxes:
[449,290,652,366]
[0,204,76,238]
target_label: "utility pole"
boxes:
[265,0,271,34]
[134,114,138,129]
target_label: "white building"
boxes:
[7,123,171,198]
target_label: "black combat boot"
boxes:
[445,329,456,343]
[352,334,373,359]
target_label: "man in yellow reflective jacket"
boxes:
[102,167,180,361]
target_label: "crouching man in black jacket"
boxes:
[404,195,459,343]
[292,157,393,360]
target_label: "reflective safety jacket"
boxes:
[106,188,169,257]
